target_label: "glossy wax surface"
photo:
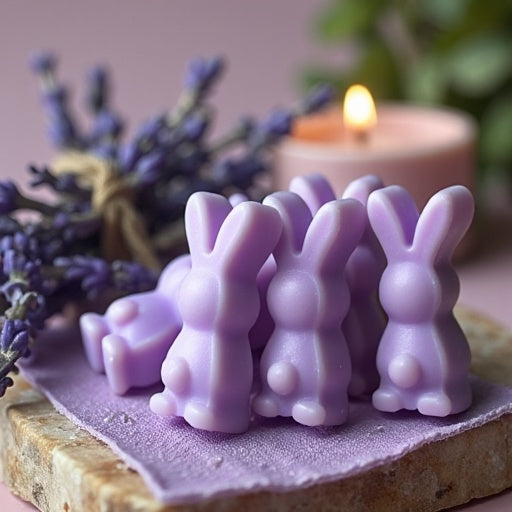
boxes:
[253,191,366,426]
[151,193,282,433]
[368,185,475,416]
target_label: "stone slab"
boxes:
[0,307,511,512]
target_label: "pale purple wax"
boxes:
[368,185,475,416]
[253,191,366,426]
[150,192,282,433]
[290,173,387,398]
[80,254,191,395]
[342,174,386,397]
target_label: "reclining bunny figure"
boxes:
[253,191,365,426]
[150,192,282,433]
[368,185,474,416]
[80,254,191,395]
[290,173,386,397]
[80,192,269,396]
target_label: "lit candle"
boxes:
[274,86,476,211]
[342,84,377,143]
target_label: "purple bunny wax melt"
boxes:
[289,172,336,213]
[368,185,474,417]
[342,175,386,397]
[150,192,282,433]
[80,254,191,395]
[253,191,365,426]
[290,173,387,398]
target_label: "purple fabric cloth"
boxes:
[19,324,512,505]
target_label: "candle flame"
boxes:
[343,85,377,136]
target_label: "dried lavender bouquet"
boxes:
[0,53,333,396]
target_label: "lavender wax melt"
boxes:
[253,191,365,426]
[150,192,282,433]
[80,254,191,394]
[368,185,474,416]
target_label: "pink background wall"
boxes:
[0,0,329,182]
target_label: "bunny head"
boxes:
[368,185,474,322]
[263,191,365,330]
[156,254,192,296]
[178,192,282,332]
[342,174,383,205]
[289,173,336,215]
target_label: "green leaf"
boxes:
[404,56,447,104]
[350,42,400,99]
[447,33,512,97]
[480,94,512,164]
[299,67,348,99]
[423,0,470,28]
[315,0,384,42]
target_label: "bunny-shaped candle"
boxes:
[368,185,474,416]
[253,191,365,426]
[80,254,191,394]
[150,192,282,433]
[342,175,386,397]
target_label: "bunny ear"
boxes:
[184,192,232,261]
[302,198,365,274]
[367,186,420,260]
[263,191,312,264]
[212,201,282,278]
[289,173,336,215]
[342,174,383,205]
[413,185,474,263]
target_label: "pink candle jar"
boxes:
[273,100,476,212]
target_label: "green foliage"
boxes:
[303,0,512,181]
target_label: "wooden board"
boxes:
[0,307,511,512]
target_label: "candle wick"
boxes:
[346,126,370,146]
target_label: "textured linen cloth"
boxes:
[19,324,512,505]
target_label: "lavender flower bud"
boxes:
[213,156,265,190]
[175,148,209,176]
[3,249,25,275]
[0,182,19,215]
[136,116,164,144]
[87,66,109,113]
[91,110,123,141]
[183,113,209,142]
[118,142,141,173]
[0,319,30,355]
[42,85,68,111]
[29,52,56,74]
[47,111,80,149]
[184,56,224,93]
[92,141,118,161]
[112,261,157,292]
[260,109,293,137]
[52,212,70,230]
[56,256,112,298]
[0,377,14,397]
[301,84,334,114]
[135,151,165,185]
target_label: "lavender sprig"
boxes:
[0,52,335,398]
